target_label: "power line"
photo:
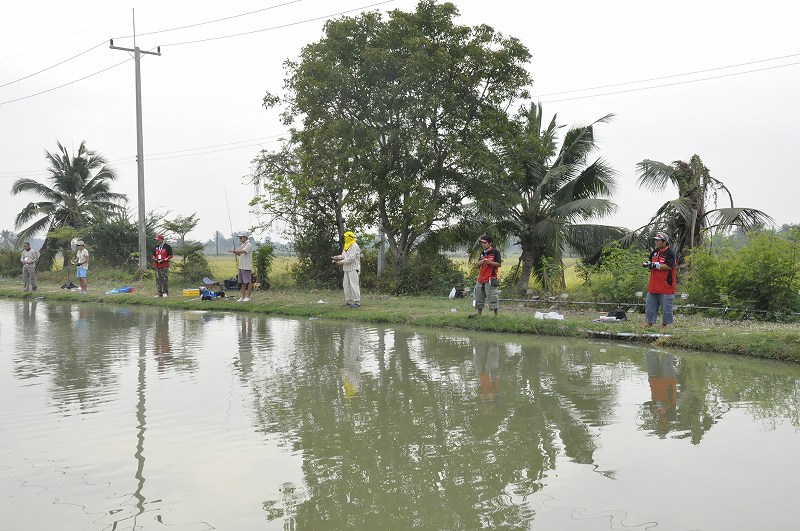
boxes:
[540,60,800,104]
[112,0,304,40]
[0,134,289,175]
[0,14,122,63]
[0,40,108,89]
[535,52,800,98]
[161,0,395,47]
[0,56,132,106]
[0,2,396,106]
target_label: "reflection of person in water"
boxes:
[236,316,254,380]
[645,352,678,437]
[474,342,501,401]
[342,327,362,399]
[154,309,172,372]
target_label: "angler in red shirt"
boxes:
[153,234,174,297]
[473,235,502,316]
[642,231,676,329]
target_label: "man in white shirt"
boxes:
[74,240,90,294]
[20,241,39,292]
[228,232,253,302]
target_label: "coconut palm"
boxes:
[486,103,627,290]
[635,154,773,259]
[11,141,127,269]
[0,229,17,250]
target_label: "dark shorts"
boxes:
[237,269,252,284]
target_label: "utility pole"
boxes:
[110,9,160,271]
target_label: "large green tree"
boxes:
[11,140,127,269]
[481,103,626,290]
[254,0,531,282]
[635,154,773,259]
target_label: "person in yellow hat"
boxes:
[332,231,361,308]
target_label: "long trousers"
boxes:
[156,267,169,295]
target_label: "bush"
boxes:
[175,243,212,283]
[572,243,649,303]
[394,251,466,296]
[0,249,20,277]
[253,242,275,290]
[685,230,800,319]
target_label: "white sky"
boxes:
[1,0,798,245]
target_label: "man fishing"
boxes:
[332,231,361,308]
[153,234,174,297]
[473,235,502,316]
[229,232,253,302]
[642,231,677,329]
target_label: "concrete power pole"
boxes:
[110,11,160,270]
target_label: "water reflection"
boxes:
[644,352,678,437]
[2,300,800,530]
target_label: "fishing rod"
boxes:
[224,189,236,261]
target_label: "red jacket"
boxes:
[153,243,173,269]
[648,246,676,294]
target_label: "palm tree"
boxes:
[635,154,773,259]
[11,141,127,269]
[0,229,17,250]
[488,103,627,290]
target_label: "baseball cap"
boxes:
[654,231,669,242]
[75,240,85,246]
[155,234,165,241]
[479,235,493,244]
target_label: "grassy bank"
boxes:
[2,269,799,363]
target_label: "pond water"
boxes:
[1,298,798,530]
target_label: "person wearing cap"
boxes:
[228,232,253,302]
[152,234,174,297]
[642,231,677,328]
[20,241,39,292]
[74,241,90,294]
[332,231,361,308]
[474,235,502,316]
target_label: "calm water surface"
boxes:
[1,299,799,530]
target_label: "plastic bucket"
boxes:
[182,288,200,297]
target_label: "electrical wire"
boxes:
[160,0,395,47]
[0,41,108,89]
[0,134,288,176]
[535,52,800,98]
[0,56,132,106]
[540,60,800,104]
[112,0,304,40]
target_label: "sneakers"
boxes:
[236,297,244,302]
[162,293,168,298]
[242,297,251,302]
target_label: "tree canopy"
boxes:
[634,154,773,259]
[252,0,532,282]
[11,140,127,269]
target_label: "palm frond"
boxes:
[636,159,676,193]
[703,207,774,231]
[566,223,629,258]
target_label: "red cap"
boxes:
[155,234,164,241]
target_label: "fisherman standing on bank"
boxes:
[332,231,361,308]
[20,241,39,292]
[473,235,502,316]
[642,231,677,329]
[229,232,253,302]
[153,234,173,297]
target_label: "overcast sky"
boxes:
[2,0,798,246]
